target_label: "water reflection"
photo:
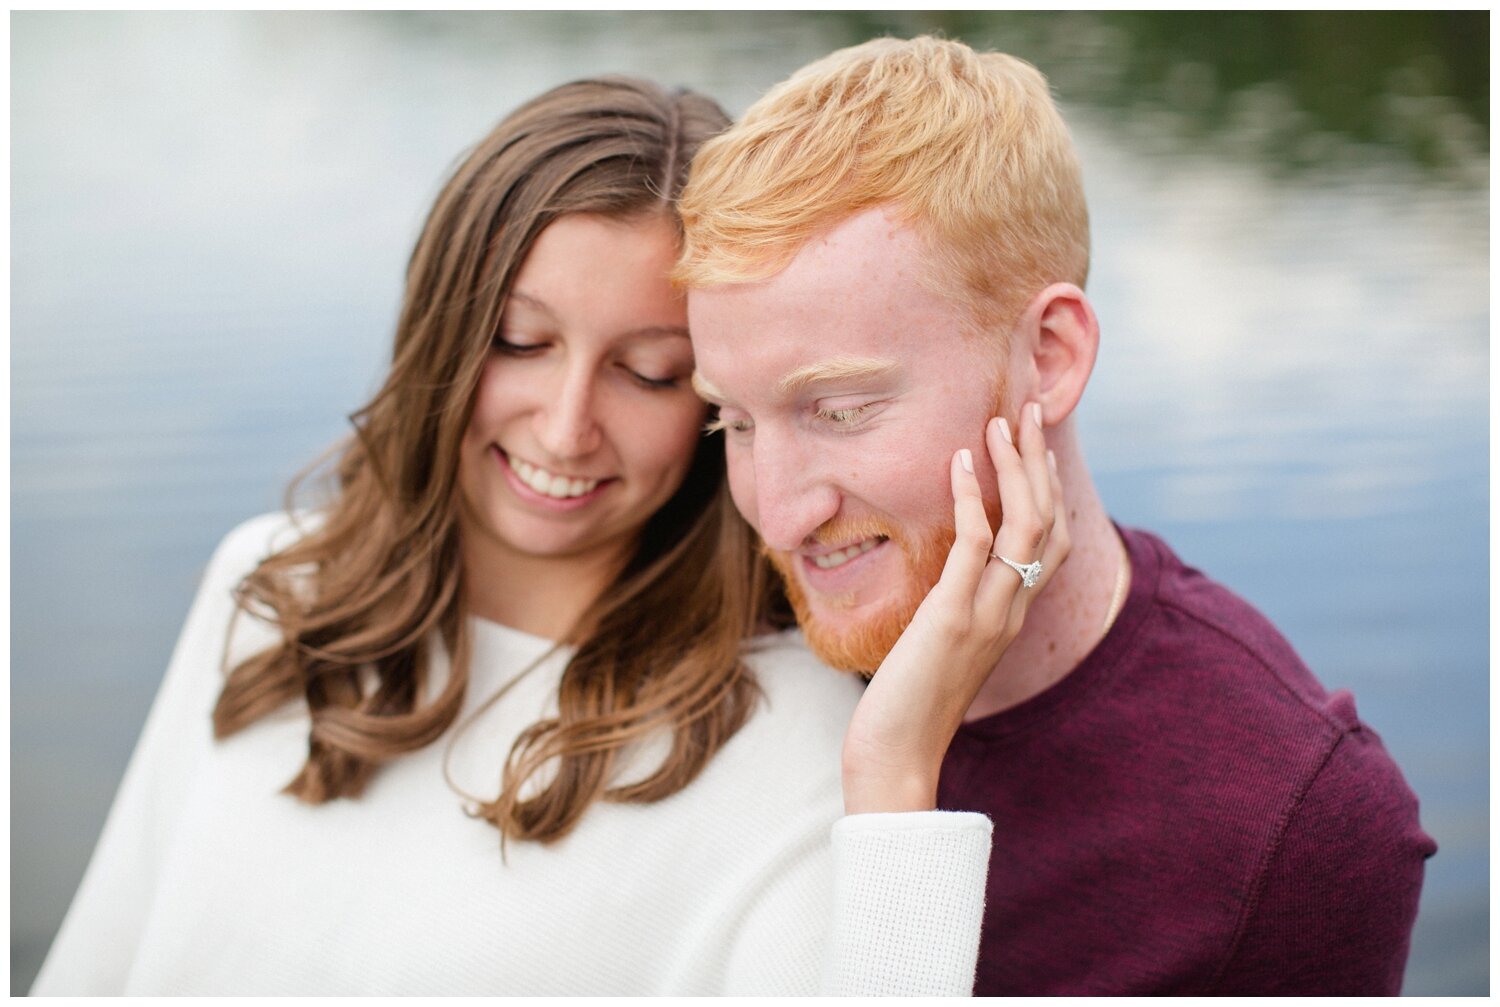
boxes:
[11,11,1488,995]
[842,10,1489,182]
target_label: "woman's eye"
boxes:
[493,335,547,355]
[625,366,682,390]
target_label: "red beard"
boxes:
[764,515,956,675]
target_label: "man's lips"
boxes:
[803,536,888,570]
[796,536,891,587]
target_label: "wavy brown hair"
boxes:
[213,77,782,844]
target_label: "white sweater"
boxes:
[33,513,991,996]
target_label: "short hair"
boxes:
[674,36,1090,332]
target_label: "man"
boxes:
[676,36,1435,995]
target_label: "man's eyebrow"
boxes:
[776,356,898,396]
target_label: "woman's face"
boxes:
[457,212,706,579]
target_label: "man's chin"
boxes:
[765,523,953,676]
[797,597,922,676]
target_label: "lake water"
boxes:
[11,11,1488,995]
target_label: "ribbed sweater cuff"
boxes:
[822,811,991,996]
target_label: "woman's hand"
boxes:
[841,402,1070,814]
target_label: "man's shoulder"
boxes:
[1102,526,1428,849]
[1121,525,1353,738]
[1127,525,1442,993]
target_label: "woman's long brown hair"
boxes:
[212,77,783,844]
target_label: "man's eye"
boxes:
[814,404,871,429]
[703,415,754,436]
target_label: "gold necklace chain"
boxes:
[1100,533,1130,636]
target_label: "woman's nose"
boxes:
[533,363,603,460]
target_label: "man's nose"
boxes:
[749,430,840,552]
[534,363,602,460]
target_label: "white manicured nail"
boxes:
[996,417,1012,444]
[959,448,974,473]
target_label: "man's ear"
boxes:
[1016,283,1098,426]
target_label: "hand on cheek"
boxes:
[840,402,1070,814]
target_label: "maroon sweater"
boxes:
[939,526,1435,995]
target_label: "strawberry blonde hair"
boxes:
[213,78,783,845]
[674,36,1090,333]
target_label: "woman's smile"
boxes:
[496,446,613,508]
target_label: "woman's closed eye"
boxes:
[621,362,685,390]
[493,333,549,355]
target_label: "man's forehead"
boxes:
[686,206,981,402]
[687,207,931,317]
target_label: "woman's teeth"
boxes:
[509,456,600,499]
[812,538,882,569]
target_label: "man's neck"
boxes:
[965,425,1126,722]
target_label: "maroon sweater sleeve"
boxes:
[1211,699,1436,994]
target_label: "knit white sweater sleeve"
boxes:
[823,811,992,995]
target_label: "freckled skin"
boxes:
[689,206,1128,719]
[689,210,1006,660]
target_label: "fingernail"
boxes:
[1047,449,1057,472]
[995,416,1012,444]
[1031,402,1044,428]
[959,448,974,473]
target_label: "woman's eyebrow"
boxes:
[506,290,553,313]
[620,325,693,341]
[507,291,688,341]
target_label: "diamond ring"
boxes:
[990,553,1042,588]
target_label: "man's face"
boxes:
[689,207,1008,673]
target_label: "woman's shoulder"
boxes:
[740,627,865,719]
[206,510,320,582]
[194,511,323,663]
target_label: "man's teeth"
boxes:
[510,456,600,499]
[812,538,882,569]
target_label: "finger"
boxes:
[1033,450,1070,590]
[977,415,1042,608]
[1016,401,1055,531]
[928,447,997,604]
[1000,450,1070,639]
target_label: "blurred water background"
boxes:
[11,11,1488,995]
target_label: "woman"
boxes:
[33,77,1065,995]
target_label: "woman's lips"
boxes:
[496,447,611,510]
